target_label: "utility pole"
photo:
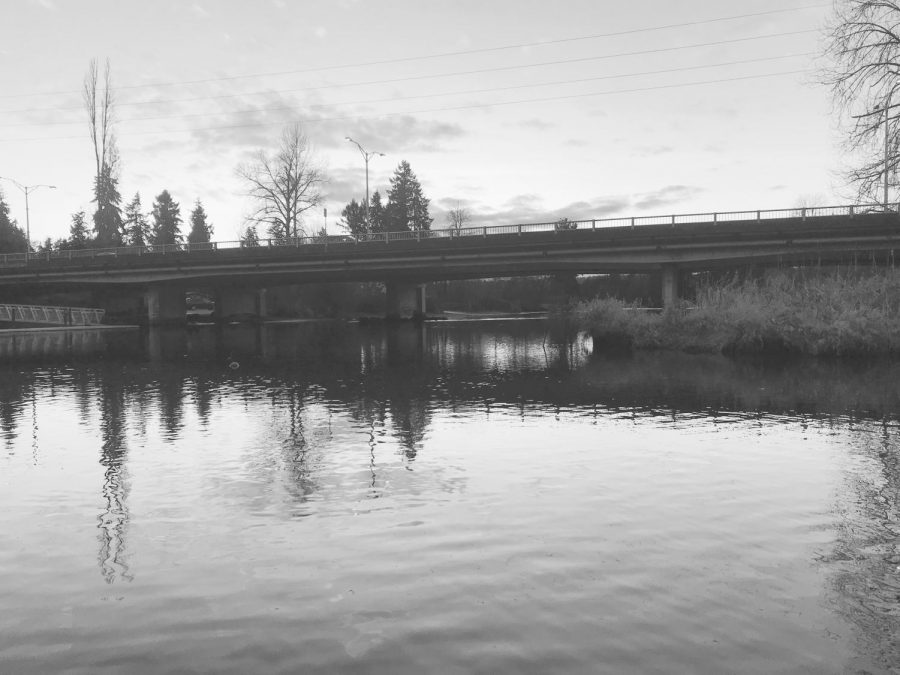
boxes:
[344,137,384,228]
[0,176,56,253]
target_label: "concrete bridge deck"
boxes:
[0,204,897,321]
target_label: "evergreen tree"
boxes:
[150,190,182,246]
[187,200,213,244]
[340,199,367,237]
[0,189,28,253]
[92,163,124,246]
[384,160,432,232]
[241,224,260,247]
[68,211,91,249]
[384,161,432,232]
[123,193,151,247]
[369,190,386,234]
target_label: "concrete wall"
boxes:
[145,286,186,324]
[216,288,267,321]
[385,282,426,319]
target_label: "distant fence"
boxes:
[0,304,105,326]
[0,203,895,268]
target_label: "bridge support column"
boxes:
[216,288,268,322]
[145,286,186,325]
[661,265,679,309]
[385,282,426,320]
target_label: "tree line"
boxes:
[1,58,465,256]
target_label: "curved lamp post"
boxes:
[0,176,56,251]
[344,137,384,227]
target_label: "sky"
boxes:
[0,0,851,245]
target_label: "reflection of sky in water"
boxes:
[0,322,898,673]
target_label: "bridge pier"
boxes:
[385,282,426,320]
[145,286,186,325]
[661,265,680,309]
[215,288,268,322]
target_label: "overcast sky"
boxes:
[0,0,845,244]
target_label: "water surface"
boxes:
[1,321,899,674]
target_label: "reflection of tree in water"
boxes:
[0,370,30,449]
[157,372,185,439]
[96,377,133,584]
[280,386,319,504]
[822,425,900,670]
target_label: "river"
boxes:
[1,320,898,674]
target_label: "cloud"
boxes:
[314,26,327,39]
[518,118,554,131]
[430,194,630,228]
[313,115,465,152]
[31,0,56,9]
[632,144,675,157]
[633,185,704,211]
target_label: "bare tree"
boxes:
[446,203,470,235]
[236,123,325,240]
[83,58,122,244]
[825,1,900,203]
[84,58,116,184]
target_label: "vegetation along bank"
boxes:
[568,268,900,357]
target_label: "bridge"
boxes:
[0,304,105,327]
[0,204,897,323]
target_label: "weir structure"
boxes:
[0,204,898,324]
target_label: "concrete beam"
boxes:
[661,265,679,309]
[145,286,186,325]
[385,282,426,320]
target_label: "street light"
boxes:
[0,176,56,252]
[345,137,384,227]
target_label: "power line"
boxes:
[0,3,827,100]
[0,53,813,129]
[0,70,808,144]
[0,27,817,122]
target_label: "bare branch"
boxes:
[236,123,325,239]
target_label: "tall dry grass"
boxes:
[571,268,900,356]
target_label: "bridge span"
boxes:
[0,204,897,322]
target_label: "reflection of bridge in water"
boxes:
[0,326,116,359]
[0,304,105,327]
[4,321,900,422]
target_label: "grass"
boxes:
[568,268,900,357]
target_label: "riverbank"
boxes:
[568,268,900,357]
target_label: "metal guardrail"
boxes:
[0,304,105,326]
[0,203,894,268]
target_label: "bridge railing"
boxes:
[0,203,894,268]
[0,304,105,326]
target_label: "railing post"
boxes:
[756,210,760,221]
[482,227,487,237]
[517,224,522,236]
[591,219,596,230]
[671,215,676,226]
[713,212,717,224]
[416,229,421,242]
[631,217,635,228]
[849,205,854,218]
[802,207,806,221]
